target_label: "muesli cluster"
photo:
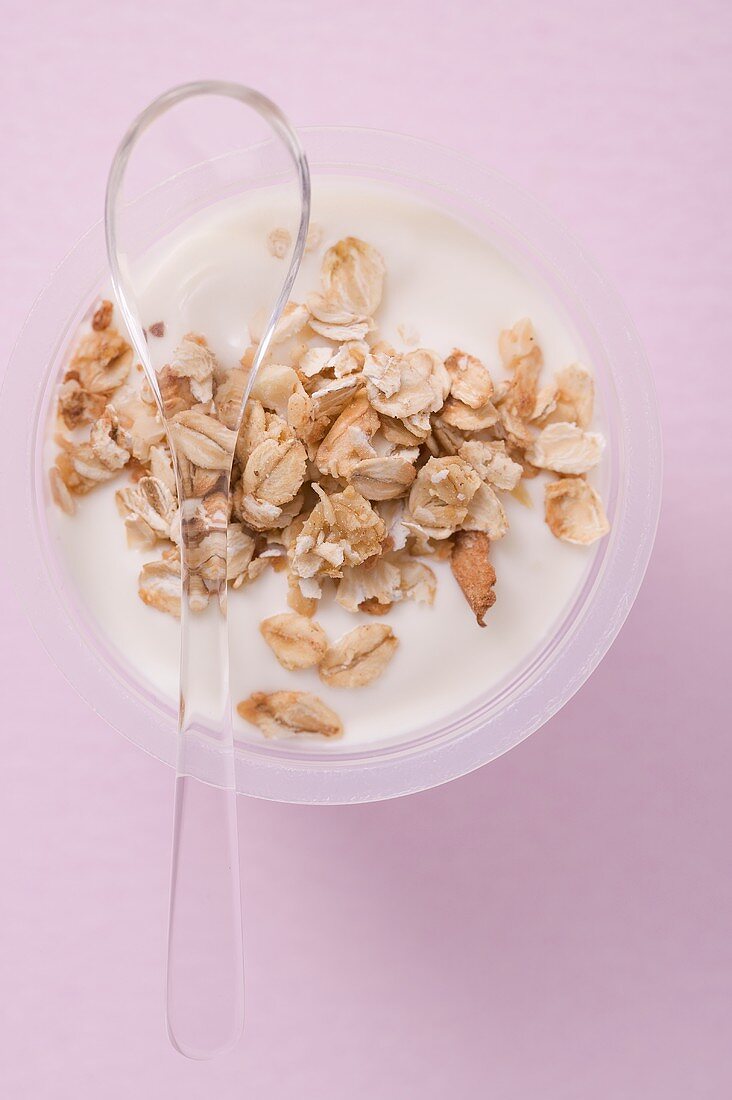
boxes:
[49,232,609,738]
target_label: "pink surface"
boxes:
[1,1,730,1096]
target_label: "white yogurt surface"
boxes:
[50,179,606,749]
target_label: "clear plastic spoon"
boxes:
[105,82,310,1059]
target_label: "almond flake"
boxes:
[450,530,497,626]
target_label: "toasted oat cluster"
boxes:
[50,232,610,739]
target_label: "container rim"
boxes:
[0,126,662,804]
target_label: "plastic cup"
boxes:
[0,127,662,804]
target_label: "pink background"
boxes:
[1,1,730,1096]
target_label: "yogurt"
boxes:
[49,179,606,749]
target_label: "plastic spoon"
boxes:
[105,82,310,1059]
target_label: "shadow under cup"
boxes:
[1,128,662,805]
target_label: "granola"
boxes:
[115,476,176,549]
[91,298,114,331]
[138,557,182,617]
[290,484,386,594]
[526,422,604,475]
[538,363,594,429]
[260,613,328,670]
[348,455,417,500]
[319,623,398,688]
[405,456,481,540]
[237,691,343,738]
[444,350,494,409]
[544,477,610,545]
[267,227,292,259]
[51,230,611,742]
[68,329,133,395]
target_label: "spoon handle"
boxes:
[165,519,243,1060]
[167,776,243,1059]
[104,82,310,1060]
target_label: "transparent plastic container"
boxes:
[0,127,662,804]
